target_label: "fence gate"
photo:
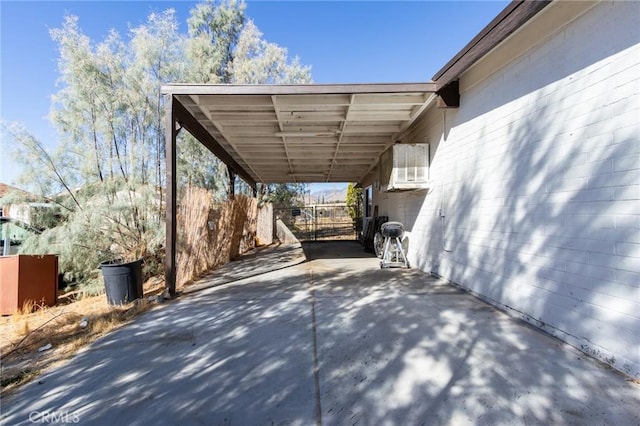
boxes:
[274,204,356,241]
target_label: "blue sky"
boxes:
[0,0,509,191]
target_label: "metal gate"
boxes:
[274,203,356,241]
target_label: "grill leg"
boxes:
[396,238,409,267]
[380,236,410,268]
[380,238,392,268]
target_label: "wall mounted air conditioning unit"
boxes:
[379,143,430,192]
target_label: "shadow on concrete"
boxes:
[2,242,638,425]
[387,1,640,377]
[301,240,376,261]
[183,242,306,294]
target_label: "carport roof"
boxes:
[162,82,438,184]
[162,0,555,296]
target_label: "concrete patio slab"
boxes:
[183,242,306,293]
[2,241,638,425]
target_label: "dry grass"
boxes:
[0,277,165,396]
[1,188,261,395]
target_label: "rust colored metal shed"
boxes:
[0,254,58,315]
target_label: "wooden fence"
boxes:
[176,186,258,288]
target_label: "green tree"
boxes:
[176,0,248,193]
[230,20,311,84]
[178,0,311,192]
[187,0,246,84]
[3,0,314,292]
[346,183,363,220]
[267,183,308,208]
[49,11,185,193]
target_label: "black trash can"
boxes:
[99,258,143,305]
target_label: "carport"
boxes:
[6,1,640,421]
[160,0,557,297]
[161,82,454,296]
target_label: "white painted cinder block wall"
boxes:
[375,1,640,377]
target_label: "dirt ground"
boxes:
[0,277,166,396]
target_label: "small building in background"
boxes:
[0,183,59,255]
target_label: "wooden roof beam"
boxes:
[326,94,355,182]
[172,98,257,190]
[437,81,460,109]
[272,95,296,182]
[357,92,438,184]
[432,0,551,89]
[197,103,265,184]
[162,82,437,96]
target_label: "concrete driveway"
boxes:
[2,241,638,425]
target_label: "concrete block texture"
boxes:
[375,1,640,377]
